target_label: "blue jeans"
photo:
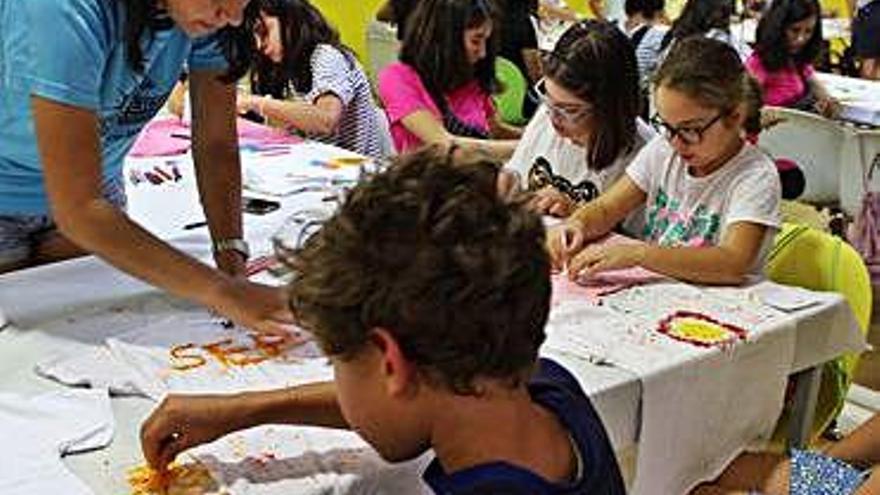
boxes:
[0,176,126,266]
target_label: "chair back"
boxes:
[766,223,873,440]
[494,57,529,126]
[760,106,846,204]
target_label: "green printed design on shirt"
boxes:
[642,189,722,247]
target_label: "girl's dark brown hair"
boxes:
[399,0,499,115]
[249,0,357,98]
[544,20,641,171]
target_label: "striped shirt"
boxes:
[303,44,383,159]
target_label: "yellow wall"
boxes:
[310,0,385,63]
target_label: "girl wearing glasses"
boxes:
[504,20,655,218]
[548,36,781,285]
[745,0,841,118]
[378,0,521,159]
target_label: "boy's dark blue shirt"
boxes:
[422,358,626,495]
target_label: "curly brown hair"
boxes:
[285,146,551,394]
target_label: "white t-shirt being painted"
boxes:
[626,136,781,273]
[506,105,656,204]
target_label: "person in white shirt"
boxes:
[504,20,655,218]
[547,36,781,285]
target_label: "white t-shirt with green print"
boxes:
[626,136,782,275]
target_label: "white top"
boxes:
[506,105,656,204]
[626,136,781,273]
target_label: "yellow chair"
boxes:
[766,223,873,444]
[494,57,530,126]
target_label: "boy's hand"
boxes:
[567,243,646,279]
[141,395,241,474]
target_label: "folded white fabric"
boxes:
[35,347,143,396]
[0,389,114,495]
[35,314,333,400]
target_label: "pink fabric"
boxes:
[128,117,302,158]
[551,234,666,304]
[377,62,494,153]
[745,54,815,107]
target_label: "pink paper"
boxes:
[128,118,302,157]
[551,234,665,304]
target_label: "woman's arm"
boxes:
[240,93,344,135]
[190,69,246,276]
[32,95,233,308]
[400,110,518,160]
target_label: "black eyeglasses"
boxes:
[649,112,727,146]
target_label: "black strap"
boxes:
[630,25,651,51]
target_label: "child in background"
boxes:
[140,146,627,495]
[504,20,655,218]
[691,412,879,494]
[746,0,841,118]
[620,0,669,102]
[237,0,384,158]
[378,0,521,159]
[547,37,781,285]
[660,0,750,60]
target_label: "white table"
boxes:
[0,140,865,494]
[817,72,880,128]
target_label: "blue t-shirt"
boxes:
[0,0,228,214]
[422,358,626,495]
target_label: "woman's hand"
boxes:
[213,279,301,338]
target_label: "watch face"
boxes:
[243,197,281,215]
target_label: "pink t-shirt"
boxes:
[378,62,494,153]
[745,53,815,107]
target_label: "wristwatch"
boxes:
[213,238,250,261]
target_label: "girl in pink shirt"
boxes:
[745,0,840,118]
[378,0,520,158]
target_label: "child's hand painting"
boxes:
[567,242,647,279]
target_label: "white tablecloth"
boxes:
[0,141,865,494]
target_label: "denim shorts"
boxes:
[789,449,870,495]
[0,176,126,267]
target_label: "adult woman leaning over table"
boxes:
[0,0,293,335]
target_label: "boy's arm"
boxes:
[141,382,346,471]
